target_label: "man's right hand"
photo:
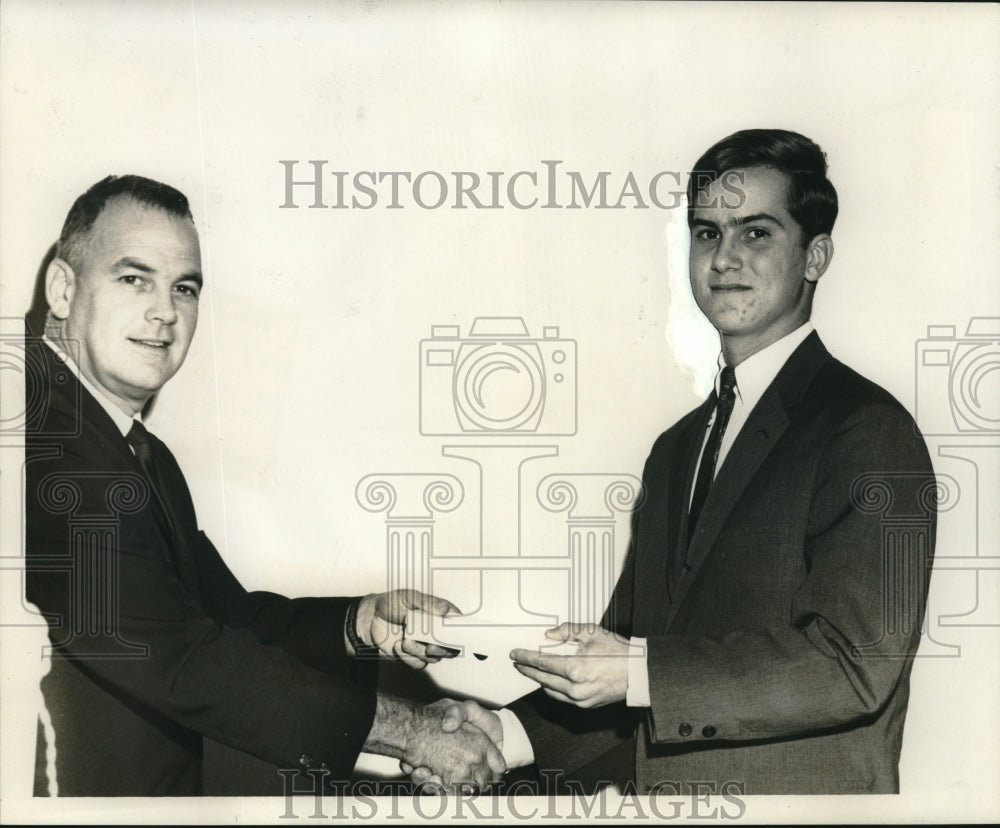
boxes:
[354,590,459,669]
[364,694,504,790]
[401,698,504,790]
[400,701,505,790]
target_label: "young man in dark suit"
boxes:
[24,176,504,796]
[423,129,937,795]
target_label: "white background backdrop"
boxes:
[2,1,998,823]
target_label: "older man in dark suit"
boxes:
[24,175,504,796]
[422,129,937,795]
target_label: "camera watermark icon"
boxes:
[3,324,89,637]
[358,316,641,667]
[419,317,577,436]
[912,318,1000,648]
[0,322,82,440]
[2,321,148,656]
[915,317,1000,435]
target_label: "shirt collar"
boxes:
[715,322,814,410]
[42,335,140,438]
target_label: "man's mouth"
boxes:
[711,285,751,292]
[129,338,171,350]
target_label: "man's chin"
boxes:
[115,370,176,402]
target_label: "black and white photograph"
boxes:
[1,1,998,823]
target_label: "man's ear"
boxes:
[803,235,833,284]
[45,258,76,320]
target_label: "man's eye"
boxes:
[695,230,719,241]
[174,283,200,298]
[119,274,143,286]
[745,228,770,240]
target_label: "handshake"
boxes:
[351,589,506,791]
[392,697,505,792]
[353,588,633,791]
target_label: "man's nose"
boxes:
[145,286,178,324]
[711,234,741,272]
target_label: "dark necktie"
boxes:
[126,420,178,537]
[126,421,199,594]
[688,365,737,532]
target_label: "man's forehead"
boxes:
[94,195,192,229]
[88,197,200,254]
[692,166,793,225]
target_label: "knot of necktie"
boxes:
[127,419,150,446]
[718,365,737,409]
[126,420,155,467]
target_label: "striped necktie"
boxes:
[688,365,737,532]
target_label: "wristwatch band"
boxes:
[345,598,380,659]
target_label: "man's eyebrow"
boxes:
[180,271,204,288]
[731,212,784,228]
[112,256,155,273]
[691,212,786,230]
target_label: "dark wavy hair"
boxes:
[687,129,838,243]
[57,175,193,267]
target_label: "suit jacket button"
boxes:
[702,725,717,738]
[678,723,693,737]
[298,753,313,768]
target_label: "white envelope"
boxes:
[405,609,579,705]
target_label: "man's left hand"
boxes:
[510,623,631,708]
[356,590,459,669]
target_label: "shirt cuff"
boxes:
[495,708,534,769]
[626,637,651,707]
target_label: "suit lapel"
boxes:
[146,434,201,598]
[40,340,201,594]
[631,402,711,636]
[660,333,831,629]
[680,391,789,572]
[665,397,715,597]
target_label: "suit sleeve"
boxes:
[643,401,936,745]
[190,529,376,685]
[26,441,377,779]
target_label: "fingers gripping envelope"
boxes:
[405,610,579,705]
